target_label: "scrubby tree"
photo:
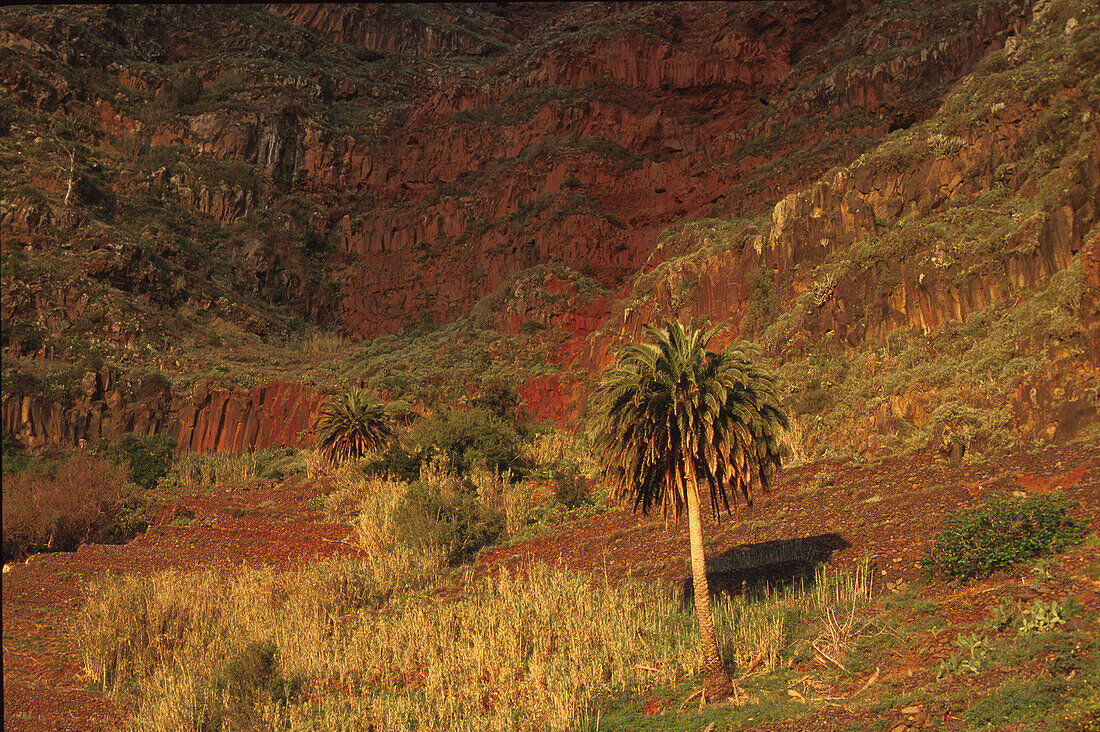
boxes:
[589,321,788,704]
[315,389,394,466]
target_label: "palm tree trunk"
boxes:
[685,462,734,704]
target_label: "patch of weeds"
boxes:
[170,516,190,528]
[1030,556,1058,585]
[1018,598,1066,634]
[965,677,1069,728]
[800,470,835,495]
[922,492,1089,581]
[986,597,1019,632]
[936,632,992,679]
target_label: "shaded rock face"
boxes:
[265,3,525,58]
[3,2,1027,337]
[2,368,325,453]
[36,2,1015,338]
[306,0,1027,337]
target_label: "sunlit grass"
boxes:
[76,547,874,731]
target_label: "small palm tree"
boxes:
[589,321,788,704]
[315,389,395,466]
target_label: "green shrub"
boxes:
[391,479,504,565]
[91,433,177,491]
[552,466,591,508]
[922,493,1089,580]
[408,407,525,475]
[362,442,424,483]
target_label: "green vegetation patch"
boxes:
[922,493,1089,581]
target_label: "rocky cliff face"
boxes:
[573,0,1099,455]
[300,0,1030,336]
[3,366,324,453]
[3,0,1096,457]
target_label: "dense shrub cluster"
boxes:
[364,407,528,481]
[923,493,1089,580]
[2,453,140,560]
[409,407,526,475]
[90,433,177,490]
[391,478,504,565]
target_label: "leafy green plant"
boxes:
[315,389,395,467]
[1018,599,1066,634]
[922,493,1089,580]
[936,632,991,678]
[987,598,1018,632]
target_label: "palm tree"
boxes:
[589,321,788,704]
[315,389,395,466]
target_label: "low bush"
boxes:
[91,433,177,490]
[362,442,423,483]
[922,493,1089,580]
[408,407,526,475]
[391,478,504,565]
[256,448,307,481]
[2,453,137,560]
[552,466,591,508]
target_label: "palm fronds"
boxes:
[589,320,788,523]
[315,389,395,467]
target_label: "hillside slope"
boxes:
[2,0,1096,459]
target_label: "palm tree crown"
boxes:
[591,320,788,524]
[315,389,395,466]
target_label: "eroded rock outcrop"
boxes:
[1,367,326,453]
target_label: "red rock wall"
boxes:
[2,368,326,453]
[266,1,1026,337]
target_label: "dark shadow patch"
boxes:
[681,533,849,604]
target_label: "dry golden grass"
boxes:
[77,549,873,731]
[713,559,874,676]
[172,451,260,488]
[523,430,599,477]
